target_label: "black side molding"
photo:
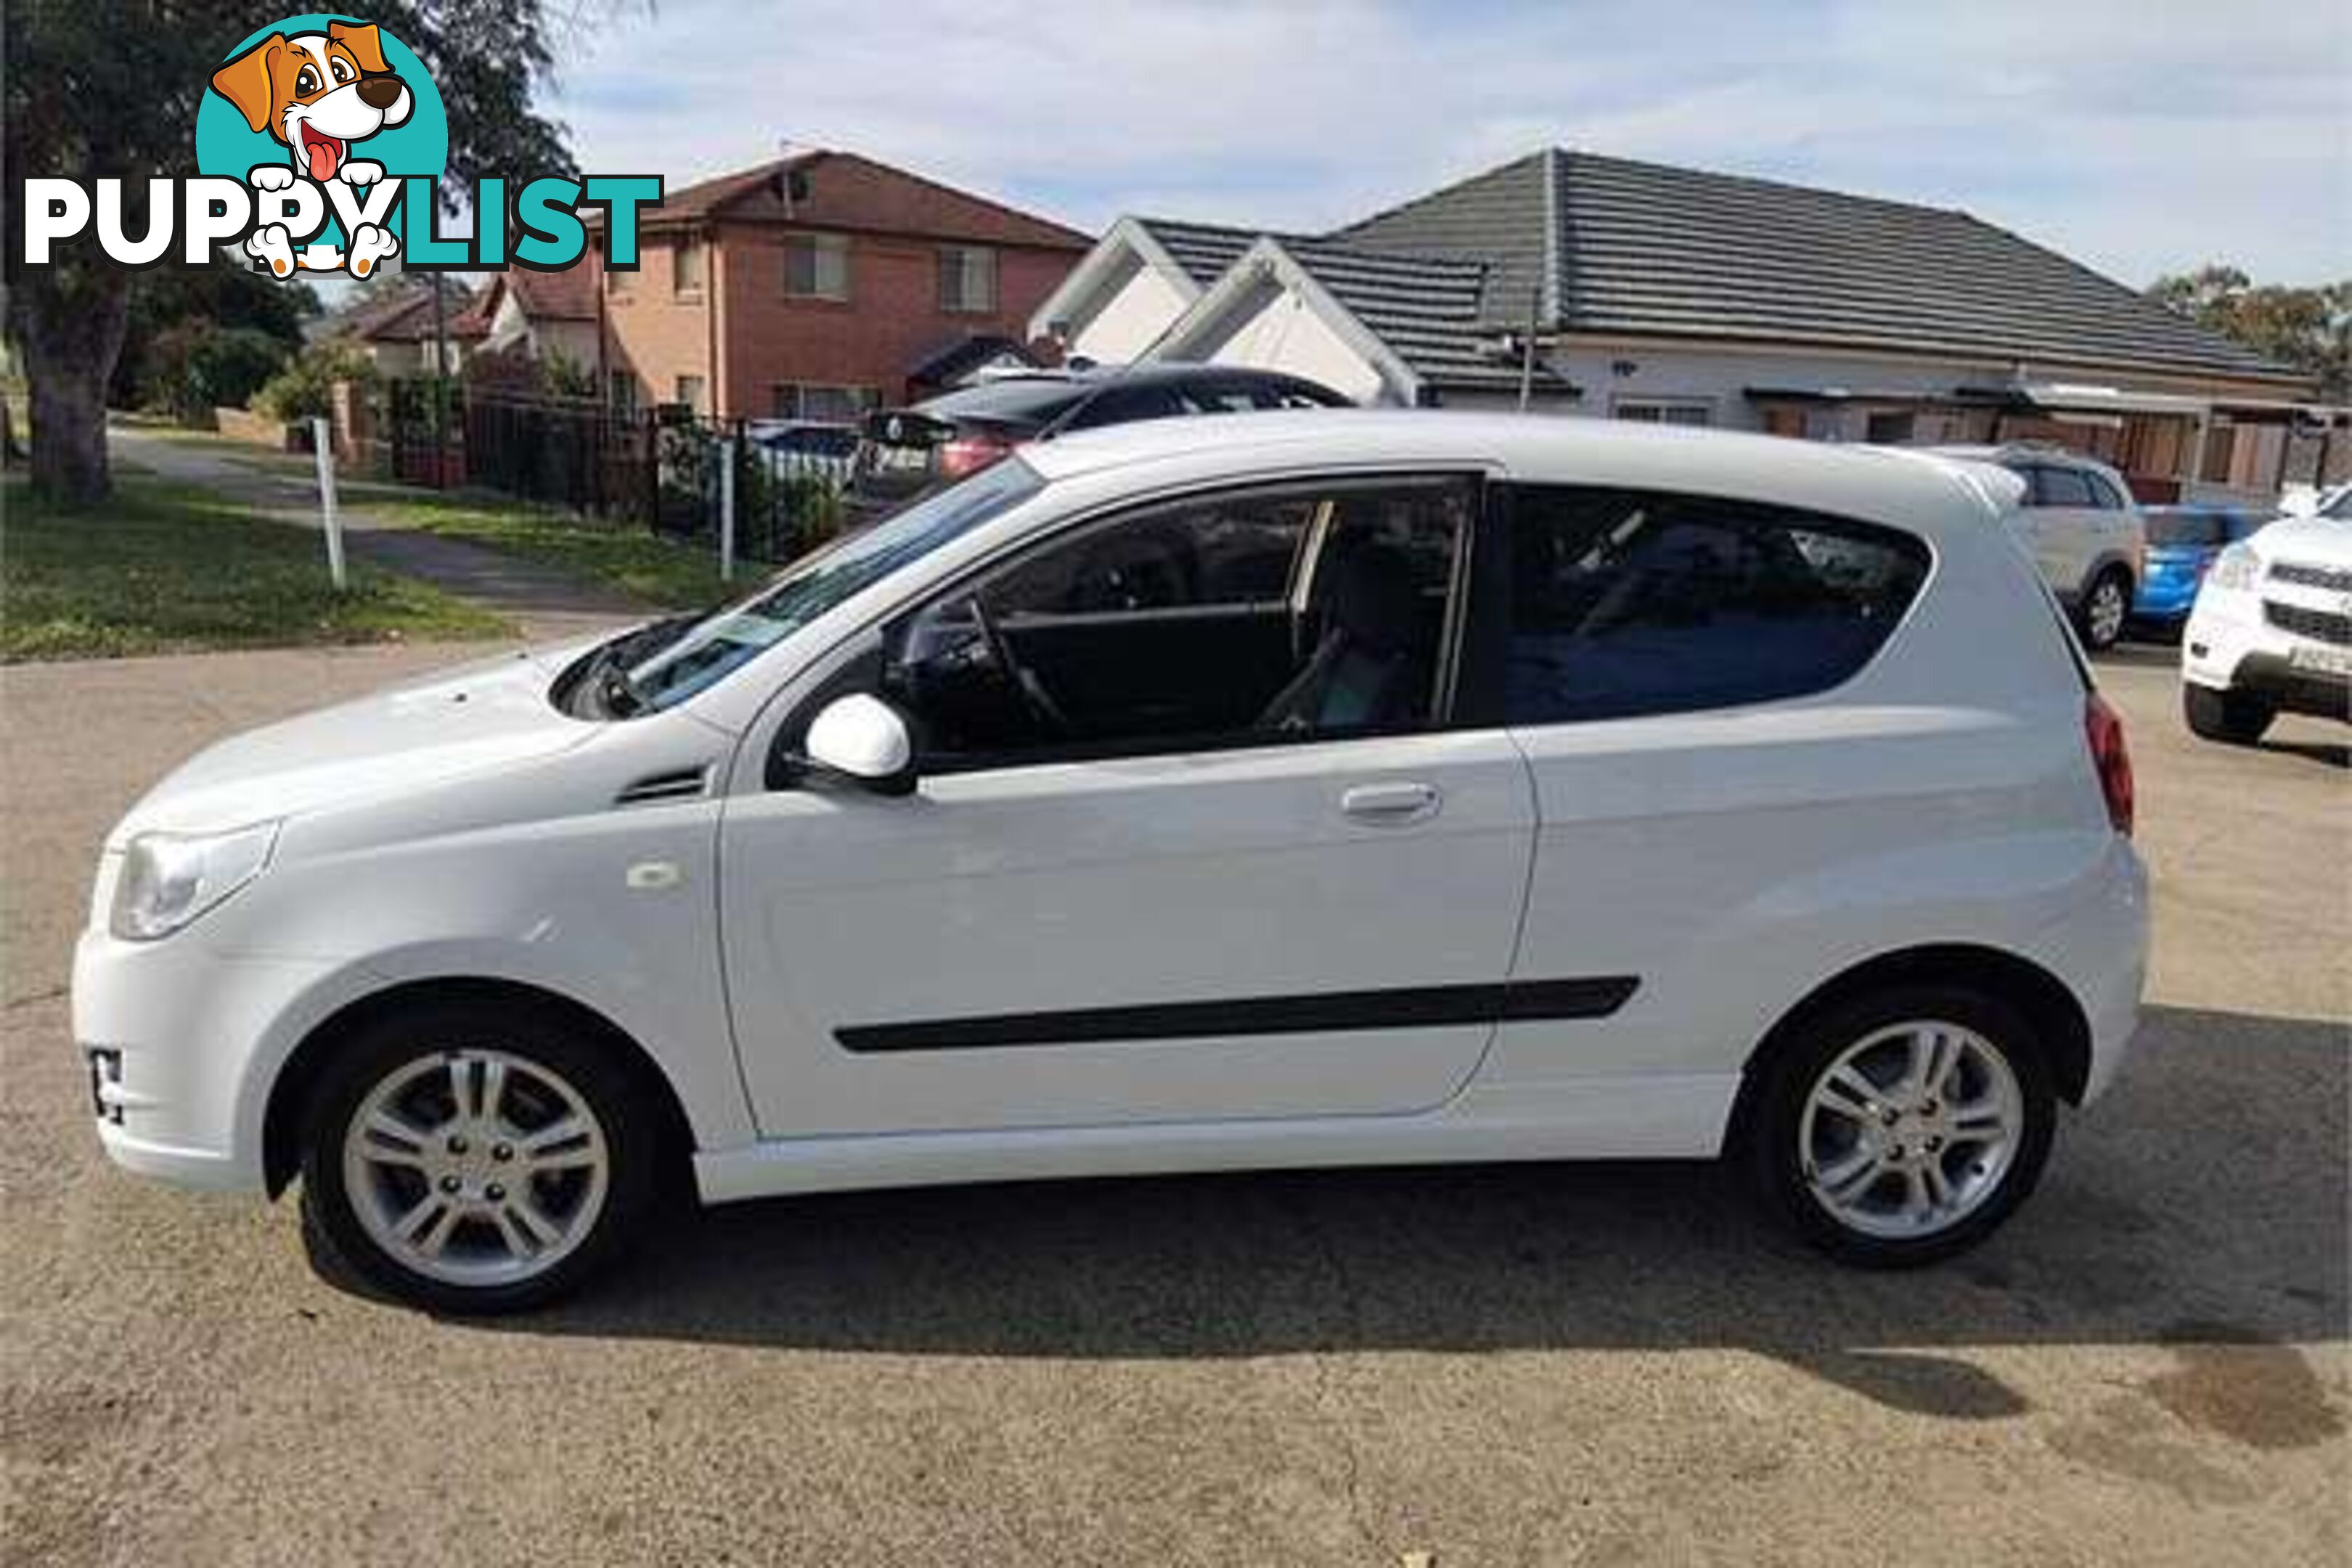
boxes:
[835,976,1638,1053]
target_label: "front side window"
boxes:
[613,459,1047,714]
[938,245,1000,314]
[1500,484,1927,725]
[785,234,851,300]
[885,476,1477,767]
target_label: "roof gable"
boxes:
[635,149,1089,250]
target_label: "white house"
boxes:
[1033,150,2343,502]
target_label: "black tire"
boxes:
[2183,682,2275,746]
[297,997,661,1314]
[2075,566,2133,653]
[1736,984,2057,1268]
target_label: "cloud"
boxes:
[545,0,2350,285]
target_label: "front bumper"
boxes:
[72,926,355,1193]
[2186,588,2352,721]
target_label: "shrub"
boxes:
[254,339,378,425]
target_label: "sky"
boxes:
[542,0,2349,287]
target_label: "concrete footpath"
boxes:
[110,425,643,642]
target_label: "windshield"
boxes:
[613,458,1044,713]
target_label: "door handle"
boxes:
[1341,781,1442,824]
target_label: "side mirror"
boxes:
[797,693,918,796]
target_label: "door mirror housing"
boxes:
[798,693,918,796]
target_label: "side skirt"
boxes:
[691,1073,1741,1206]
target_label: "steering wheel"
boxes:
[968,593,1073,738]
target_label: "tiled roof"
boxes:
[628,149,1090,250]
[1135,218,1294,288]
[332,279,483,343]
[1277,239,1560,393]
[1336,149,2301,384]
[1140,221,1561,391]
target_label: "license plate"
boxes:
[2288,642,2352,677]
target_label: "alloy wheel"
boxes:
[1797,1020,2024,1241]
[2086,576,2128,648]
[340,1048,612,1288]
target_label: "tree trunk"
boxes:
[14,261,132,505]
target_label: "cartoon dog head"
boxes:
[210,22,413,182]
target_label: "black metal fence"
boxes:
[380,380,847,567]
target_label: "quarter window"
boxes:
[1500,484,1928,725]
[886,478,1477,767]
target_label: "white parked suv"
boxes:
[2181,483,2352,743]
[73,413,2148,1312]
[1931,444,2147,650]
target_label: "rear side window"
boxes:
[2030,467,2096,508]
[1499,485,1929,724]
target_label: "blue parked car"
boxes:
[2136,503,2265,626]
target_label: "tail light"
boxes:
[2084,692,2134,836]
[937,433,1013,480]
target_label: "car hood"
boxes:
[2251,515,2352,568]
[108,636,608,845]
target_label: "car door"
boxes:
[716,473,1539,1138]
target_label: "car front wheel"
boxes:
[1741,987,2056,1267]
[2184,682,2274,746]
[2077,567,2132,652]
[298,1000,658,1313]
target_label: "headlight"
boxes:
[110,822,279,942]
[2204,543,2263,593]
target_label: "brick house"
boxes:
[594,149,1090,422]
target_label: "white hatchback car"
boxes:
[74,412,2148,1312]
[2181,484,2352,743]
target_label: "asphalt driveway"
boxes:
[1,640,2343,1567]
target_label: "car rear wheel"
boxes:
[1741,987,2056,1267]
[2077,567,2132,652]
[2184,682,2274,746]
[298,1000,658,1313]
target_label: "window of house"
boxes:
[674,375,705,412]
[609,372,638,417]
[1498,484,1928,726]
[672,240,706,298]
[883,476,1476,767]
[1612,399,1712,427]
[937,245,1000,314]
[772,383,878,423]
[784,234,850,300]
[1864,410,1916,445]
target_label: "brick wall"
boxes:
[715,226,1073,417]
[600,224,1079,418]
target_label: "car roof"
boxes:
[1018,409,2014,537]
[974,363,1336,392]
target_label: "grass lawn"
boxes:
[369,493,735,611]
[1,474,511,661]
